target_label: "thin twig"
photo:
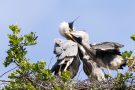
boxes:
[129,57,135,71]
[13,61,20,66]
[0,80,14,83]
[38,83,46,89]
[0,66,18,77]
[48,56,54,69]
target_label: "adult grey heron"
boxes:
[51,39,80,78]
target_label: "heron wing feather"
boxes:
[52,39,80,78]
[91,42,124,51]
[54,39,78,60]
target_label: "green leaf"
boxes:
[9,24,20,34]
[23,83,35,90]
[53,84,61,90]
[131,34,135,41]
[122,51,132,59]
[24,32,38,46]
[61,71,71,82]
[3,24,72,90]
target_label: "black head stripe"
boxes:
[68,16,80,30]
[68,21,74,30]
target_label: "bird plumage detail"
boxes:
[90,42,126,69]
[51,39,80,78]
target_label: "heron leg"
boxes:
[59,65,62,75]
[64,58,74,71]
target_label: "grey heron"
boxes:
[59,21,126,69]
[78,44,105,81]
[51,39,80,78]
[58,21,127,81]
[59,21,106,81]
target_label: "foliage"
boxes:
[1,24,135,90]
[113,72,132,90]
[131,34,135,41]
[1,24,72,90]
[122,51,132,59]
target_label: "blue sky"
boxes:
[0,0,135,80]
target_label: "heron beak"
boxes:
[66,32,76,42]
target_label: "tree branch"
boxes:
[0,66,18,77]
[0,80,15,83]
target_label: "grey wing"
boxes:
[91,42,124,51]
[51,55,80,78]
[91,42,126,70]
[54,39,78,60]
[52,39,80,78]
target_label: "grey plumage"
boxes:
[78,45,105,81]
[51,39,80,78]
[52,21,127,82]
[91,42,124,51]
[82,59,105,82]
[69,30,126,70]
[90,42,126,69]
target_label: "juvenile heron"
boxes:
[51,39,80,78]
[59,21,126,70]
[78,44,105,81]
[59,21,105,81]
[58,21,127,81]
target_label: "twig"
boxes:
[0,66,18,77]
[38,83,46,89]
[0,80,15,83]
[13,60,20,66]
[129,57,135,71]
[48,56,54,69]
[26,77,37,88]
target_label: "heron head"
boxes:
[59,17,79,38]
[59,21,71,37]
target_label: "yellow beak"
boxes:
[66,32,76,42]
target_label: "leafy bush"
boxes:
[0,25,135,90]
[1,24,72,90]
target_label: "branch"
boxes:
[0,66,18,77]
[13,61,20,66]
[129,57,135,71]
[0,80,15,83]
[48,56,54,69]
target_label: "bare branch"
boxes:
[0,66,18,77]
[0,80,15,83]
[48,56,54,69]
[129,57,135,71]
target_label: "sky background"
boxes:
[0,0,135,82]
